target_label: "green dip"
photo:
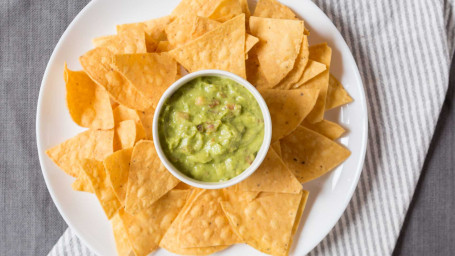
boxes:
[158,76,264,182]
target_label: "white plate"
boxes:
[36,0,368,255]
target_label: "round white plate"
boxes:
[36,0,368,255]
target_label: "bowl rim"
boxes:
[152,69,272,189]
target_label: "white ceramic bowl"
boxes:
[152,70,272,189]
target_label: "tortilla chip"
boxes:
[114,120,137,151]
[301,43,332,123]
[71,166,94,193]
[286,190,310,255]
[113,104,141,124]
[113,53,177,106]
[125,140,179,214]
[253,0,298,20]
[223,189,259,203]
[208,0,242,22]
[160,190,229,255]
[275,35,309,89]
[120,190,189,256]
[103,148,133,204]
[94,29,147,55]
[46,129,114,177]
[271,141,281,157]
[171,0,220,17]
[166,14,201,48]
[302,119,346,140]
[111,212,134,256]
[64,64,114,130]
[281,126,351,183]
[259,88,319,142]
[245,34,259,58]
[293,60,327,88]
[239,0,250,20]
[156,41,172,52]
[221,191,303,256]
[245,50,272,88]
[168,14,246,78]
[249,16,303,87]
[237,148,302,193]
[178,189,241,247]
[116,23,157,53]
[136,106,156,140]
[92,35,117,48]
[191,16,221,39]
[79,47,153,110]
[326,74,353,110]
[80,159,121,219]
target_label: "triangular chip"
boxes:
[281,126,351,183]
[237,148,302,193]
[208,0,242,22]
[136,106,156,140]
[246,50,272,88]
[64,64,113,129]
[80,159,121,219]
[293,60,327,88]
[103,148,133,204]
[113,104,141,124]
[271,141,281,158]
[191,16,221,39]
[93,29,147,54]
[160,190,229,255]
[156,41,172,52]
[326,74,353,110]
[168,14,246,78]
[125,140,179,214]
[171,0,220,17]
[114,120,143,151]
[287,190,310,255]
[221,191,303,256]
[275,35,309,89]
[166,14,203,48]
[111,212,134,256]
[253,0,298,20]
[79,47,153,110]
[116,22,157,53]
[92,35,116,48]
[178,189,242,247]
[245,34,259,58]
[239,0,250,20]
[302,119,346,140]
[46,129,114,177]
[259,88,319,142]
[113,53,177,105]
[120,190,189,256]
[301,43,332,123]
[71,163,94,193]
[249,16,303,87]
[142,15,174,42]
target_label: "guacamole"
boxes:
[158,76,264,182]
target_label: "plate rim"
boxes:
[36,0,368,255]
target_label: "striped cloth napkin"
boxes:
[48,0,455,255]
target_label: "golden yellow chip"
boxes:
[293,59,327,88]
[136,106,156,140]
[92,35,117,48]
[46,129,113,177]
[80,159,121,219]
[191,16,221,39]
[156,41,172,52]
[301,43,332,123]
[113,53,177,106]
[275,35,309,89]
[125,140,179,214]
[103,148,133,204]
[94,28,147,55]
[326,73,353,110]
[160,190,229,255]
[171,0,220,17]
[113,104,141,125]
[142,16,174,42]
[260,87,319,142]
[168,14,246,78]
[166,14,202,48]
[178,189,241,247]
[120,190,189,256]
[302,119,346,140]
[287,190,310,255]
[71,164,94,193]
[80,48,153,110]
[253,0,298,20]
[116,22,157,53]
[114,120,138,151]
[245,50,272,88]
[271,140,281,158]
[111,212,134,256]
[208,0,242,22]
[249,16,303,87]
[64,64,114,130]
[237,148,302,193]
[239,0,250,20]
[221,191,303,256]
[281,126,350,183]
[245,34,259,58]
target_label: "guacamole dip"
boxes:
[158,76,264,182]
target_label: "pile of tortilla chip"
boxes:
[46,0,354,255]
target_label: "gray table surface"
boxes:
[0,1,453,255]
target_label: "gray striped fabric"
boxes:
[48,0,455,255]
